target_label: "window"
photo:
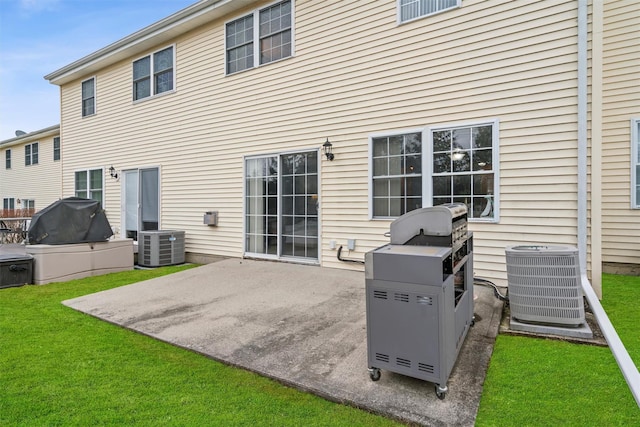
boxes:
[82,77,96,117]
[3,198,15,210]
[5,149,10,169]
[370,121,498,221]
[22,199,35,209]
[632,119,640,208]
[25,142,38,166]
[53,137,60,161]
[371,132,423,217]
[226,0,292,74]
[430,123,497,219]
[75,169,103,204]
[133,46,174,101]
[398,0,459,23]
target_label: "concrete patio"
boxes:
[63,258,504,426]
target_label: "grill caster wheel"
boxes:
[369,368,381,381]
[471,315,476,327]
[435,384,447,400]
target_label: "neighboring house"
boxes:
[0,125,62,215]
[43,0,640,296]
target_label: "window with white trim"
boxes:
[53,137,60,161]
[25,142,38,166]
[431,123,496,219]
[398,0,459,23]
[370,121,498,221]
[82,77,95,117]
[133,46,174,101]
[632,119,640,208]
[22,199,35,209]
[3,198,15,210]
[226,0,293,74]
[75,169,103,204]
[371,132,423,217]
[5,149,10,169]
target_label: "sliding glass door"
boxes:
[122,167,159,241]
[245,151,318,262]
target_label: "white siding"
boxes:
[601,0,640,264]
[58,0,585,284]
[0,133,62,212]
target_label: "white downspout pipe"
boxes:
[577,0,640,407]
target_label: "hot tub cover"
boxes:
[27,197,113,245]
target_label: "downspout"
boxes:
[577,0,640,407]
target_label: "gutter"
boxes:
[577,0,639,408]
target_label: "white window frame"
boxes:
[81,76,96,117]
[426,119,500,222]
[53,137,61,161]
[225,0,295,75]
[632,118,640,208]
[25,142,38,166]
[5,149,11,169]
[132,44,176,102]
[397,0,460,24]
[74,168,104,206]
[369,127,424,219]
[21,199,35,210]
[3,197,15,210]
[368,120,499,222]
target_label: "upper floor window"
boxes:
[226,0,293,74]
[53,137,60,161]
[25,142,38,166]
[22,199,35,210]
[5,149,10,169]
[133,46,174,101]
[82,77,96,117]
[75,168,103,204]
[398,0,459,23]
[632,119,640,208]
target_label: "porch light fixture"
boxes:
[109,165,119,180]
[322,138,334,161]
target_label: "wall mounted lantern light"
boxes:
[322,138,335,161]
[108,165,119,180]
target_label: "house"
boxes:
[43,0,640,296]
[0,125,62,215]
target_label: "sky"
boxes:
[0,0,196,141]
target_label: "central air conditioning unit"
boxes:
[505,245,591,338]
[138,230,185,267]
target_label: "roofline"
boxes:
[0,124,60,148]
[44,0,250,86]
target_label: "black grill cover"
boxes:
[27,197,113,245]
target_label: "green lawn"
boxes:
[2,267,638,425]
[0,266,399,427]
[476,274,640,425]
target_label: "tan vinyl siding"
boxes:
[58,0,583,285]
[601,0,640,264]
[0,134,62,212]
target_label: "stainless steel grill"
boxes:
[365,203,474,399]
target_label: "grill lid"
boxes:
[389,204,467,245]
